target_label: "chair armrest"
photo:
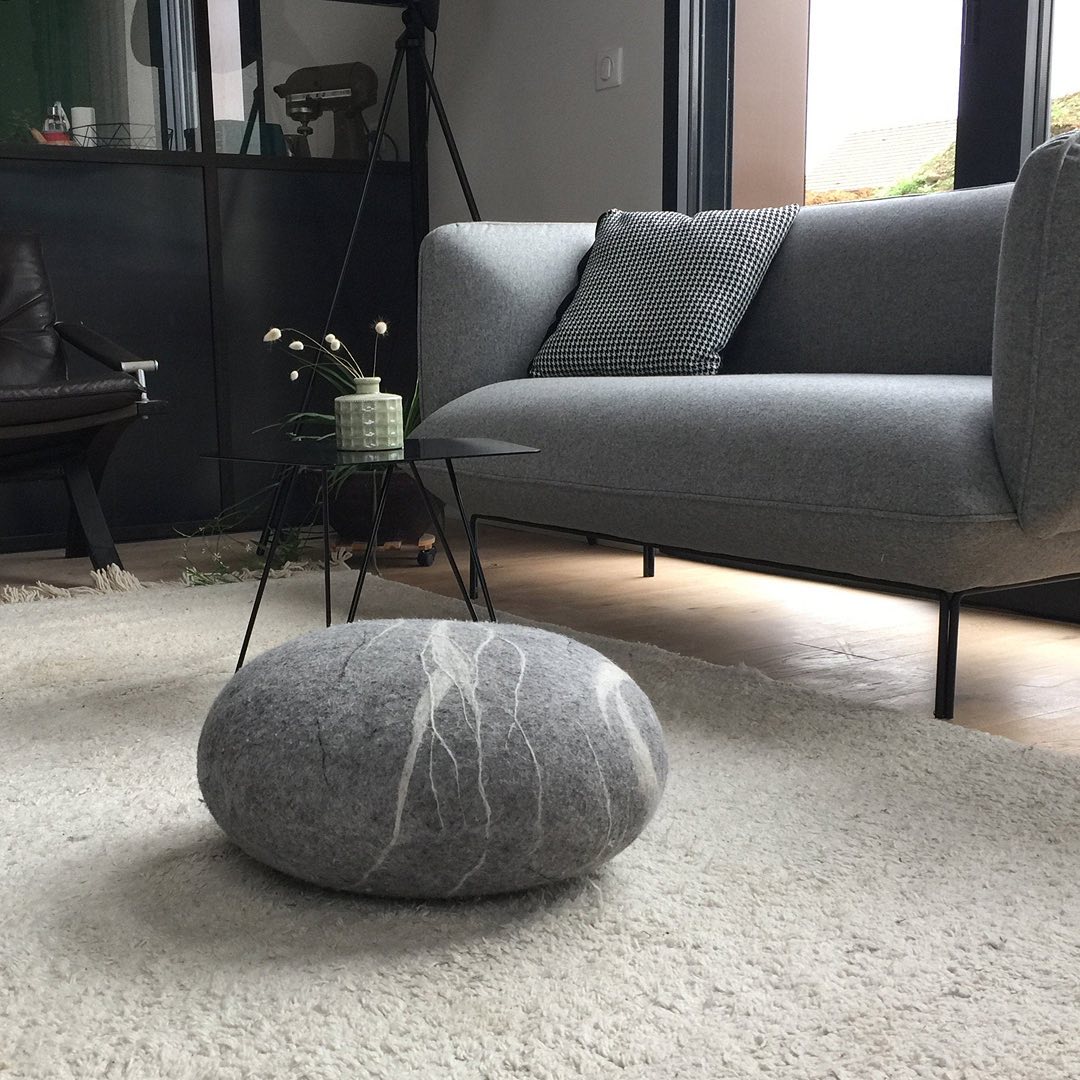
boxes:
[55,322,159,401]
[55,322,152,373]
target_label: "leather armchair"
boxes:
[0,233,162,570]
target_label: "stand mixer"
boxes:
[273,62,378,159]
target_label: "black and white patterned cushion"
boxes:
[530,205,799,378]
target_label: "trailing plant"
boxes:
[176,481,325,584]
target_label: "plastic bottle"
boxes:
[42,102,71,143]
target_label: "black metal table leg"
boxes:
[445,459,496,621]
[409,462,482,621]
[256,466,289,556]
[236,466,296,671]
[321,469,332,627]
[468,513,480,601]
[347,464,397,623]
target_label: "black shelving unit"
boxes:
[0,0,418,552]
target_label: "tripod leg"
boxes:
[405,31,431,246]
[289,45,407,442]
[419,48,481,221]
[318,46,405,345]
[239,89,262,155]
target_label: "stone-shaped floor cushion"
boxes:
[198,619,668,898]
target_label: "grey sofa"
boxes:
[413,131,1080,718]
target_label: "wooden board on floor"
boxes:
[2,524,1079,752]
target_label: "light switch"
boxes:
[595,46,624,91]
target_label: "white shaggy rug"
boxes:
[2,574,1080,1079]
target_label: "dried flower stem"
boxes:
[282,328,366,381]
[286,356,355,394]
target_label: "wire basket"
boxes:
[71,123,173,150]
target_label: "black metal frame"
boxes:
[663,0,734,213]
[665,0,1058,212]
[463,513,1080,721]
[235,455,494,669]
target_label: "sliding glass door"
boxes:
[675,0,1070,210]
[804,1,962,205]
[1049,0,1080,135]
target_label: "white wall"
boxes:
[428,0,666,226]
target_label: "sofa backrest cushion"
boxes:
[723,184,1012,377]
[992,130,1080,538]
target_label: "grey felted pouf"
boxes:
[197,619,668,898]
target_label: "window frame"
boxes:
[668,0,1058,210]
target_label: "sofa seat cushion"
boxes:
[418,374,1012,521]
[0,375,141,429]
[414,373,1080,592]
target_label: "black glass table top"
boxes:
[202,437,539,470]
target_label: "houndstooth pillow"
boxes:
[530,205,799,377]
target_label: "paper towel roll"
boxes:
[70,107,96,147]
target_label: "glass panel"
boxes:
[804,0,962,205]
[0,0,200,152]
[208,0,410,159]
[1050,0,1080,136]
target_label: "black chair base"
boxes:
[61,456,122,570]
[2,415,137,572]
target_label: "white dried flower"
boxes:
[324,333,337,344]
[328,338,341,352]
[263,327,282,342]
[289,340,304,351]
[374,320,389,336]
[289,370,299,381]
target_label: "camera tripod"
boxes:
[257,0,480,556]
[321,0,479,335]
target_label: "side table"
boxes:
[202,437,539,669]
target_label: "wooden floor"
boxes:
[3,524,1080,753]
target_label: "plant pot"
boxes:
[334,377,403,451]
[329,469,442,546]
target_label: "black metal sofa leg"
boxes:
[934,593,961,720]
[62,457,122,571]
[643,544,656,578]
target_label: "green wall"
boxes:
[0,0,90,144]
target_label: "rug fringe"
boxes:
[1,564,146,605]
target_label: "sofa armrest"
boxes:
[992,130,1080,537]
[418,221,595,417]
